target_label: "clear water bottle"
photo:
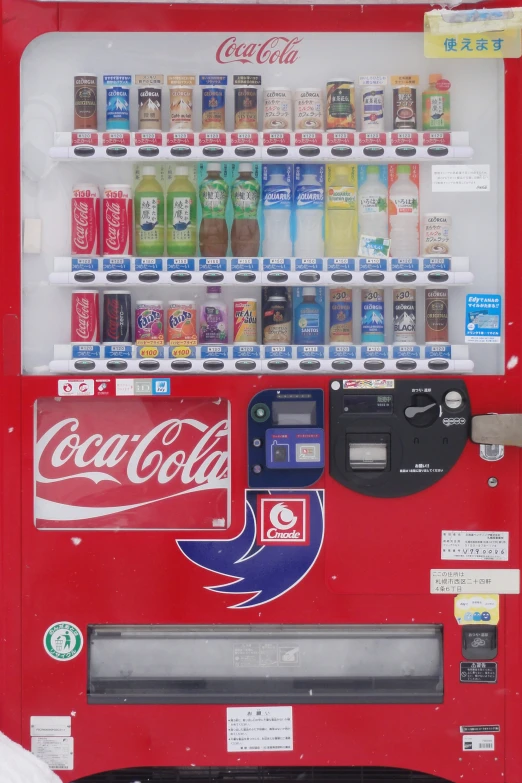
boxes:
[294,164,325,258]
[262,164,292,257]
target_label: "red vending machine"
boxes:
[2,0,522,780]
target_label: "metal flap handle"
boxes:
[471,414,522,447]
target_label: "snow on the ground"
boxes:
[0,732,62,783]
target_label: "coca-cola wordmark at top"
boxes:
[215,36,302,65]
[34,397,230,532]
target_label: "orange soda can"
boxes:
[234,299,257,343]
[167,300,197,345]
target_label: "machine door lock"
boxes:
[472,414,522,447]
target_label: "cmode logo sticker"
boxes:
[178,490,324,608]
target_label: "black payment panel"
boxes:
[330,379,470,498]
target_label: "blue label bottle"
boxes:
[294,287,324,345]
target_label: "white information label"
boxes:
[31,737,74,770]
[431,568,520,594]
[227,706,293,752]
[30,716,71,737]
[463,734,495,752]
[441,531,509,561]
[432,165,490,192]
[115,378,135,396]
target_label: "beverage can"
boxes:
[361,87,385,131]
[326,81,356,130]
[138,87,162,130]
[425,288,449,343]
[71,183,100,256]
[234,299,257,343]
[295,88,324,131]
[135,300,164,345]
[106,85,130,130]
[422,213,451,255]
[393,85,417,130]
[74,74,97,130]
[169,86,193,130]
[263,287,292,345]
[329,287,352,343]
[234,87,258,130]
[263,88,292,131]
[167,300,197,344]
[361,287,385,344]
[202,87,226,130]
[102,291,132,343]
[71,290,100,343]
[103,185,133,256]
[393,288,416,344]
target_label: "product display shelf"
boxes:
[51,256,472,287]
[50,130,472,164]
[48,344,473,376]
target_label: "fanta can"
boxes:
[167,300,197,345]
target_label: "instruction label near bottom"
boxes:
[31,736,74,770]
[227,706,293,752]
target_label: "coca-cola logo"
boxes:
[105,298,123,341]
[74,296,93,341]
[104,200,128,253]
[35,399,230,530]
[72,200,93,252]
[216,36,301,65]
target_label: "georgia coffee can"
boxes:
[393,287,416,344]
[74,74,97,130]
[103,291,132,343]
[263,88,292,131]
[234,87,258,131]
[326,81,356,130]
[138,87,162,130]
[425,288,449,343]
[103,185,133,256]
[72,184,100,256]
[71,290,100,343]
[361,287,385,344]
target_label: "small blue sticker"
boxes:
[391,258,419,271]
[393,345,421,359]
[134,257,163,272]
[295,258,323,271]
[152,378,171,395]
[199,257,227,272]
[231,258,260,271]
[102,257,131,271]
[297,346,325,359]
[167,258,195,272]
[425,345,451,359]
[233,345,261,359]
[72,344,100,359]
[264,345,293,359]
[465,295,502,343]
[200,345,229,359]
[263,258,291,271]
[361,345,389,359]
[327,258,356,271]
[72,257,99,272]
[329,345,356,359]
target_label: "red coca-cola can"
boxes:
[71,183,100,255]
[71,290,100,343]
[103,184,133,255]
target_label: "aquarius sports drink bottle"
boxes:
[325,164,357,257]
[231,163,261,256]
[358,166,388,239]
[389,165,419,256]
[294,165,324,258]
[166,166,196,257]
[262,165,292,257]
[134,166,165,257]
[199,164,229,257]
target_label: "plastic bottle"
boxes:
[294,287,324,345]
[389,165,419,257]
[294,165,324,258]
[325,164,357,258]
[422,74,450,131]
[231,163,260,256]
[262,165,292,257]
[134,166,165,257]
[199,163,229,257]
[166,166,196,257]
[358,166,388,239]
[199,286,228,344]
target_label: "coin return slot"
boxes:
[170,146,192,157]
[347,435,389,472]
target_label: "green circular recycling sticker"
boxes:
[44,622,83,661]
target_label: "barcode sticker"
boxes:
[463,734,495,751]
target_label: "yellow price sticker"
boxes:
[170,345,193,358]
[138,346,160,358]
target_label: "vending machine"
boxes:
[2,0,522,780]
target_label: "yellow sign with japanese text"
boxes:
[454,594,500,625]
[425,23,521,58]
